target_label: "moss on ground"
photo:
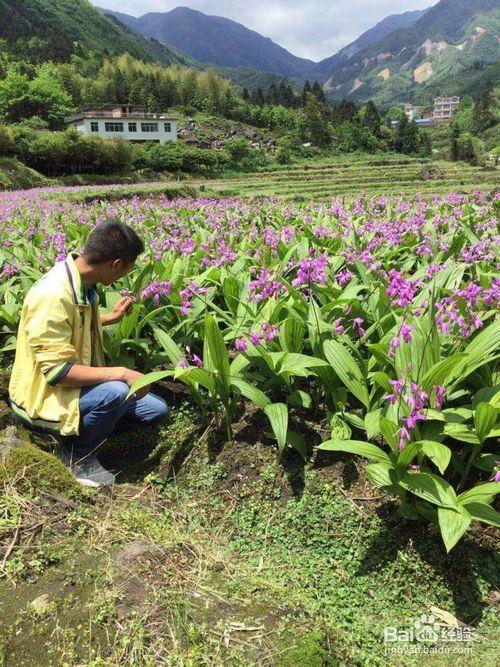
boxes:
[0,427,80,496]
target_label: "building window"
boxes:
[104,122,124,132]
[128,122,137,132]
[141,122,159,133]
[164,122,172,132]
[90,121,99,132]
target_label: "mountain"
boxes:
[0,0,187,67]
[314,9,428,79]
[99,6,317,79]
[320,0,500,105]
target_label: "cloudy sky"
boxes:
[94,0,438,61]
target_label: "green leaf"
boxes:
[280,316,305,353]
[205,313,230,397]
[474,402,498,443]
[286,430,306,459]
[397,441,422,468]
[222,276,240,315]
[365,409,381,440]
[457,482,500,505]
[420,354,468,393]
[438,506,471,552]
[287,390,312,409]
[473,453,498,473]
[463,502,500,528]
[365,462,400,491]
[278,352,329,377]
[317,440,390,463]
[400,472,457,509]
[415,501,438,524]
[342,411,365,430]
[371,371,392,393]
[127,370,173,399]
[152,327,182,365]
[443,423,480,445]
[329,415,352,440]
[380,417,399,454]
[264,403,288,455]
[323,340,370,409]
[230,379,270,409]
[472,386,500,409]
[420,441,452,475]
[174,366,216,393]
[449,320,500,387]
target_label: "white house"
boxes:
[65,104,178,144]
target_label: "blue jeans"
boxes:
[65,381,168,460]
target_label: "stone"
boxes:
[419,165,443,181]
[115,539,153,566]
[29,594,50,615]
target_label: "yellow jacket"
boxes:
[9,253,105,435]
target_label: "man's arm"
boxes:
[58,365,150,398]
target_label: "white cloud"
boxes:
[95,0,438,61]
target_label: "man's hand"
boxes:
[121,368,151,400]
[101,296,135,326]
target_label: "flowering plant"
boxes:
[1,188,498,550]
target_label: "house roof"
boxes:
[65,111,180,123]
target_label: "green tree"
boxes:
[363,100,381,137]
[450,123,460,161]
[304,92,330,146]
[178,68,198,107]
[311,81,326,104]
[0,63,73,128]
[334,99,358,125]
[472,88,496,134]
[301,80,312,106]
[394,115,421,154]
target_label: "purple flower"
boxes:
[140,280,172,303]
[249,331,261,345]
[235,338,247,352]
[292,254,328,289]
[337,269,353,287]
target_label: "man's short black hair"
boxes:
[82,219,144,264]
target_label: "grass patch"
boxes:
[0,408,497,665]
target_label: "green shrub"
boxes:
[11,127,134,176]
[0,124,15,156]
[223,138,253,163]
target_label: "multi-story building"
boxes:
[65,104,178,144]
[432,97,460,123]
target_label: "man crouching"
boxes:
[9,219,168,487]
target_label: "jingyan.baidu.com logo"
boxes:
[384,613,474,656]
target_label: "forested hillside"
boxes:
[0,0,186,66]
[321,0,500,105]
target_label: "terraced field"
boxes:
[211,157,499,200]
[25,155,498,203]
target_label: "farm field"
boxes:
[16,155,499,204]
[0,185,499,665]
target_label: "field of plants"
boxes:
[211,157,500,200]
[1,186,499,556]
[13,155,498,204]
